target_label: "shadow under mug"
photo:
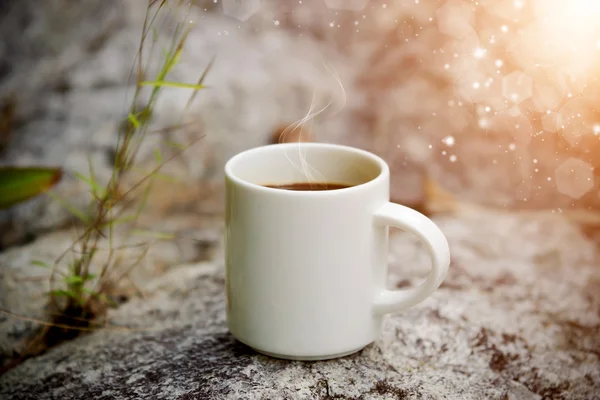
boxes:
[224,142,450,360]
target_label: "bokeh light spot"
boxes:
[555,158,594,199]
[541,112,559,133]
[442,136,456,146]
[557,97,600,149]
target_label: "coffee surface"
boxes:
[264,182,351,191]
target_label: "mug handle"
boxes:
[372,202,451,315]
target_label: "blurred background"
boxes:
[1,0,600,249]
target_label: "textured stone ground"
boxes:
[1,210,598,399]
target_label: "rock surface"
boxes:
[0,213,224,367]
[1,210,599,399]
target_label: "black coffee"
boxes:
[265,182,351,191]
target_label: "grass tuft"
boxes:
[0,0,215,375]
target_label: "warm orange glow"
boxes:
[531,0,600,78]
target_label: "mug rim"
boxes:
[224,142,390,195]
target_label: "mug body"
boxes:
[224,143,391,360]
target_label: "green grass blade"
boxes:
[133,180,154,220]
[0,167,62,209]
[74,172,105,199]
[31,260,50,268]
[159,27,189,81]
[185,54,215,110]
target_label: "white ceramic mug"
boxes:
[224,142,450,360]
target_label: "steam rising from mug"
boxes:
[277,60,348,186]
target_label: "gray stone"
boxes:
[1,211,598,399]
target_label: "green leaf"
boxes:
[64,275,84,285]
[128,113,141,129]
[0,167,62,210]
[139,81,206,90]
[31,260,50,268]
